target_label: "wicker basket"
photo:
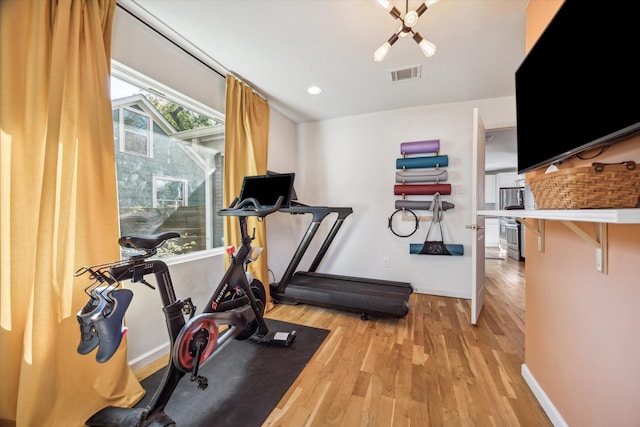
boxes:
[529,161,640,209]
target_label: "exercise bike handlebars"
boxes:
[218,195,285,217]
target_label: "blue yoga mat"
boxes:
[396,155,448,169]
[410,243,464,256]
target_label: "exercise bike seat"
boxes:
[118,232,181,251]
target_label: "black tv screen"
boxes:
[515,0,640,174]
[238,173,295,208]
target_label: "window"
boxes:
[111,71,225,257]
[153,176,187,208]
[121,107,152,157]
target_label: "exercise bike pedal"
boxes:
[249,329,296,346]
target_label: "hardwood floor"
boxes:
[263,250,550,426]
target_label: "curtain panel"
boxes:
[223,75,271,306]
[0,1,143,425]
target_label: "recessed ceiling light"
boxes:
[307,86,322,95]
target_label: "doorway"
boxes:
[483,126,526,335]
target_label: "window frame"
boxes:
[152,175,189,209]
[111,60,227,260]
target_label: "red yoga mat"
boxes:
[393,184,451,196]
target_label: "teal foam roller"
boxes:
[396,155,448,169]
[410,243,464,256]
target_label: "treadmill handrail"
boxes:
[273,205,353,293]
[308,208,353,272]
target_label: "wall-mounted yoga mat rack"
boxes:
[390,139,463,255]
[393,138,452,204]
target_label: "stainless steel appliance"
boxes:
[499,187,524,210]
[505,220,522,261]
[499,187,525,260]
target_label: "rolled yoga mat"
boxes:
[400,139,440,155]
[410,243,464,255]
[395,199,455,211]
[395,169,447,183]
[394,183,451,196]
[396,155,448,169]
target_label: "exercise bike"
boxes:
[77,196,296,427]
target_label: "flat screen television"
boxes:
[515,0,640,174]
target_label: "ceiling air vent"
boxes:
[390,65,422,82]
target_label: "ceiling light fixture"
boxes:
[374,0,437,62]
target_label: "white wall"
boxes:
[287,97,516,297]
[264,109,301,284]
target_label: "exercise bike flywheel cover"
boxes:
[172,315,218,372]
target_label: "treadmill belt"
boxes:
[273,271,412,318]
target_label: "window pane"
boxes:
[123,109,150,156]
[154,176,186,208]
[111,74,225,257]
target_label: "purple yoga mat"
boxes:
[400,139,440,155]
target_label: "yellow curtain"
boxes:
[0,1,144,426]
[223,75,272,308]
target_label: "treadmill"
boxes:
[270,204,413,319]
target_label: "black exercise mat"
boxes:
[135,319,329,427]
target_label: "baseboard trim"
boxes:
[521,363,568,427]
[129,343,170,379]
[412,288,470,299]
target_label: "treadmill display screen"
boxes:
[238,173,295,208]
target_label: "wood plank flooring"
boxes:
[263,251,550,426]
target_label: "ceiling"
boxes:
[122,0,527,171]
[485,127,518,173]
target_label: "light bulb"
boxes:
[374,42,392,62]
[418,38,436,57]
[376,0,393,11]
[398,23,410,37]
[376,0,401,19]
[413,32,436,57]
[425,0,438,6]
[404,10,419,27]
[374,33,399,62]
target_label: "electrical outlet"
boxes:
[383,257,390,268]
[455,186,467,197]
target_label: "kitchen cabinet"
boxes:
[497,172,525,188]
[485,217,500,247]
[484,174,497,203]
